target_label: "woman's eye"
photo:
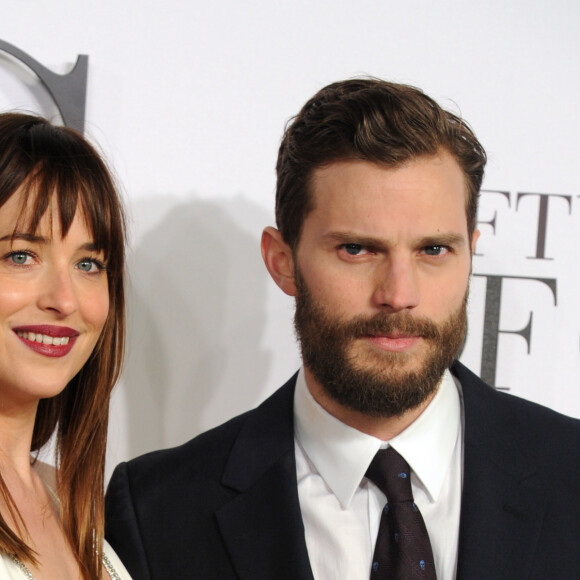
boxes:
[78,260,94,272]
[77,259,104,273]
[10,252,31,265]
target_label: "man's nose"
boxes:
[372,255,420,312]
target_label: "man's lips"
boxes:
[12,325,79,357]
[364,334,421,352]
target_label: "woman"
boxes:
[0,113,131,579]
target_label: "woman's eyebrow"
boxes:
[0,232,47,243]
[78,242,100,252]
[0,235,100,252]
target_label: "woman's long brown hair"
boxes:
[0,112,126,579]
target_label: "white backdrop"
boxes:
[0,0,579,478]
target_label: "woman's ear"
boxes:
[261,226,297,296]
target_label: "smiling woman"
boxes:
[0,114,131,579]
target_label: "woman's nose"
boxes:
[37,268,79,317]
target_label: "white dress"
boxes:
[0,462,133,579]
[0,539,132,579]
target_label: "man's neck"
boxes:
[303,366,439,441]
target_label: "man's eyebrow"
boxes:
[416,233,466,247]
[322,232,389,251]
[322,231,467,250]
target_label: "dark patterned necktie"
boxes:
[366,447,437,579]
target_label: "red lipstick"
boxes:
[13,325,79,358]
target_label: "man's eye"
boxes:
[424,246,448,256]
[343,244,364,255]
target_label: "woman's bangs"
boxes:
[16,161,118,264]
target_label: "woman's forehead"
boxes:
[1,186,94,240]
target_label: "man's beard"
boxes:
[294,269,468,418]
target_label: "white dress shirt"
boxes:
[294,367,463,580]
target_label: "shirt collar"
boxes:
[294,367,461,508]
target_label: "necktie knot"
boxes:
[366,447,414,503]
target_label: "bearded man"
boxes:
[106,79,580,580]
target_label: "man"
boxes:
[106,79,580,579]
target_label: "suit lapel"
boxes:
[453,362,547,579]
[216,375,314,580]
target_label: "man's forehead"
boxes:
[309,154,466,207]
[318,148,462,172]
[298,154,471,248]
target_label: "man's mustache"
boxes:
[343,311,442,341]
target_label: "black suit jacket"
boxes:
[105,362,580,579]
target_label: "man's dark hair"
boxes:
[275,78,487,249]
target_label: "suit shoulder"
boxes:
[122,407,254,483]
[454,360,580,461]
[115,376,297,491]
[496,388,580,437]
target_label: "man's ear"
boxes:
[261,226,297,296]
[471,229,480,254]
